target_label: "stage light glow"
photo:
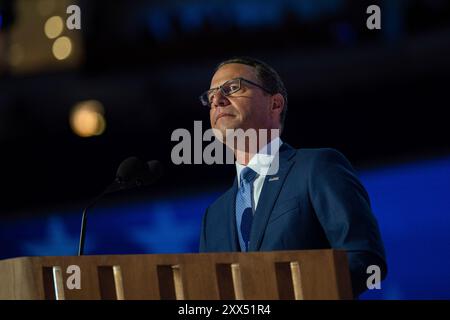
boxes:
[70,100,106,138]
[44,16,64,39]
[52,36,72,60]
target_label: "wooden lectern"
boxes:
[0,250,353,300]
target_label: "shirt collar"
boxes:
[236,137,283,185]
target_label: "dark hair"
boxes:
[215,57,288,133]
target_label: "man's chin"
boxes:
[212,127,228,142]
[212,125,238,144]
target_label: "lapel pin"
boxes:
[268,176,279,182]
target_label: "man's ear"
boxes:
[271,93,285,117]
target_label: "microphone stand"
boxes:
[76,159,162,256]
[77,182,118,256]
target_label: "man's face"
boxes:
[209,63,276,138]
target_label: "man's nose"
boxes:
[211,91,230,108]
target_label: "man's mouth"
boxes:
[215,113,234,124]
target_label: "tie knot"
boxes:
[240,167,258,184]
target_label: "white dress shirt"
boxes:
[235,137,283,212]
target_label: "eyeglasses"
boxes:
[199,77,273,107]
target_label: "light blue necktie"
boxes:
[235,167,258,252]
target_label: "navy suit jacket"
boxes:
[199,143,387,297]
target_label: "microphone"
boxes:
[77,157,163,256]
[106,157,163,193]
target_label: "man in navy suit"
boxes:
[198,57,387,298]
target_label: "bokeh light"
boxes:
[70,100,106,138]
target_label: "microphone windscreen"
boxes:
[116,157,147,182]
[146,160,163,183]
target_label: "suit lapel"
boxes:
[226,178,239,251]
[248,143,296,251]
